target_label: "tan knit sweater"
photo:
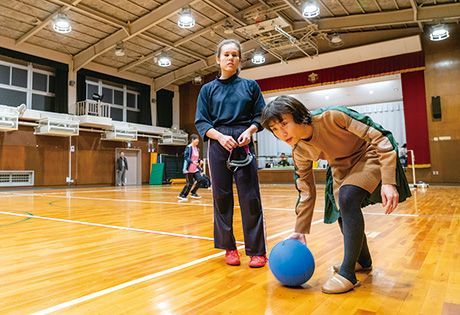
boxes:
[292,109,397,234]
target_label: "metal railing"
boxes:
[75,100,111,118]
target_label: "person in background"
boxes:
[278,153,290,166]
[116,151,128,186]
[195,39,268,268]
[178,134,203,201]
[399,143,408,167]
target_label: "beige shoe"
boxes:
[322,274,360,294]
[333,261,372,273]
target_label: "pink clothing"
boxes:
[185,146,200,173]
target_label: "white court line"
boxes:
[0,211,244,245]
[0,191,426,218]
[366,231,380,238]
[31,219,322,315]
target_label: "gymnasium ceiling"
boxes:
[1,0,459,91]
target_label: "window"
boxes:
[0,64,10,85]
[85,80,141,123]
[114,90,123,105]
[127,93,136,108]
[0,60,55,108]
[33,72,47,92]
[11,67,27,88]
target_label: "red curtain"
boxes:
[256,51,425,93]
[256,51,430,167]
[401,71,431,166]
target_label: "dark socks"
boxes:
[337,185,372,284]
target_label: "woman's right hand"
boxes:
[286,232,307,245]
[218,134,238,152]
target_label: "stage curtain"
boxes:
[401,71,431,167]
[256,52,425,93]
[54,68,68,113]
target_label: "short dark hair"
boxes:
[261,95,312,131]
[190,134,199,141]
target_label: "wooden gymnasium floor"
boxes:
[1,184,459,315]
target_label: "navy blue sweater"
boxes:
[195,73,266,141]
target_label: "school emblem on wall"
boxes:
[308,72,318,83]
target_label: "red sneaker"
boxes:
[249,255,268,268]
[225,250,240,266]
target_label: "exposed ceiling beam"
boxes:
[172,20,226,47]
[408,0,423,31]
[16,0,83,45]
[16,9,62,45]
[202,0,248,26]
[281,0,314,25]
[119,3,266,73]
[73,0,197,72]
[154,39,260,90]
[154,57,216,90]
[48,0,128,29]
[291,3,460,31]
[141,33,206,61]
[117,33,207,73]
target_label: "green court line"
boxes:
[0,210,33,227]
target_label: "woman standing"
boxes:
[195,39,267,268]
[178,134,203,201]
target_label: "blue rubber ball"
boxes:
[269,239,315,287]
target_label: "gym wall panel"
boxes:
[423,23,460,183]
[0,127,153,187]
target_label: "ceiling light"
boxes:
[53,13,71,33]
[178,8,195,29]
[369,90,374,94]
[115,42,125,57]
[329,33,344,48]
[302,1,320,18]
[223,20,234,34]
[192,74,203,85]
[325,96,329,100]
[252,52,265,64]
[429,24,449,41]
[158,53,171,67]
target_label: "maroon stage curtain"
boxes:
[256,51,430,167]
[256,51,425,93]
[401,71,431,166]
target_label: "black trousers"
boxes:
[180,172,201,197]
[208,125,266,256]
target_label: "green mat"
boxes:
[149,163,164,185]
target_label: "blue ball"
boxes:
[269,239,315,287]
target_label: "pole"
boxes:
[408,149,416,187]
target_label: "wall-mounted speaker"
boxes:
[432,96,441,119]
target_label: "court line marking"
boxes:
[30,220,321,315]
[0,211,244,245]
[0,191,427,218]
[0,193,424,217]
[0,210,33,227]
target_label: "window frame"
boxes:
[0,60,55,109]
[85,79,141,123]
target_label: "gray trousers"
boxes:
[208,125,266,256]
[116,168,127,186]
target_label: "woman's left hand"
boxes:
[237,126,256,146]
[381,184,399,214]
